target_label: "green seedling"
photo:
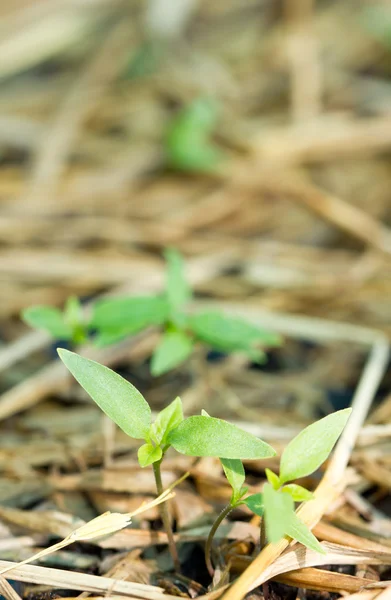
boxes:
[165,97,224,172]
[57,348,276,572]
[204,408,352,574]
[21,250,281,377]
[91,248,282,376]
[21,296,89,345]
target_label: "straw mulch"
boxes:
[0,1,390,599]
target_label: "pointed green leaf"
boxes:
[164,249,191,311]
[150,330,193,376]
[285,512,326,554]
[242,493,264,517]
[279,409,352,484]
[263,483,294,543]
[220,458,246,505]
[167,415,276,459]
[22,306,72,339]
[91,295,169,335]
[58,349,151,439]
[138,443,162,467]
[189,311,281,359]
[150,397,184,445]
[265,468,281,490]
[64,296,82,327]
[282,484,314,502]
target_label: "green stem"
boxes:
[152,459,181,572]
[205,504,234,577]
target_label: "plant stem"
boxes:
[205,504,233,577]
[260,519,269,600]
[260,517,266,550]
[152,459,181,572]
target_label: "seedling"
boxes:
[22,250,281,378]
[21,296,89,345]
[21,250,281,377]
[204,408,352,574]
[165,97,223,172]
[91,249,282,375]
[57,348,276,572]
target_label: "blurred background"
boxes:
[0,0,390,324]
[0,0,391,411]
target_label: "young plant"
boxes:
[21,250,281,377]
[91,248,282,376]
[57,348,276,572]
[242,408,352,553]
[165,97,223,173]
[204,408,352,575]
[22,296,89,345]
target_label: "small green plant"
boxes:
[165,97,224,172]
[22,250,281,378]
[91,249,282,375]
[22,296,89,345]
[57,348,276,572]
[204,408,351,574]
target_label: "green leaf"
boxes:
[265,468,281,490]
[164,249,191,312]
[282,484,314,502]
[263,483,294,543]
[22,306,72,339]
[189,311,281,360]
[285,512,326,554]
[242,493,264,517]
[220,458,246,505]
[263,484,325,553]
[64,296,82,327]
[91,296,169,335]
[279,408,352,484]
[150,330,193,376]
[58,349,151,439]
[138,443,163,467]
[167,415,276,459]
[150,397,184,446]
[165,98,223,173]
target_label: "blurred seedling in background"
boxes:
[165,97,224,172]
[22,249,282,377]
[204,408,352,575]
[91,248,282,376]
[57,348,276,572]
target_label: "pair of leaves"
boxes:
[22,297,86,342]
[189,312,282,362]
[58,349,276,464]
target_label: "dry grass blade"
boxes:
[0,577,23,600]
[275,568,373,594]
[0,489,175,576]
[0,561,173,600]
